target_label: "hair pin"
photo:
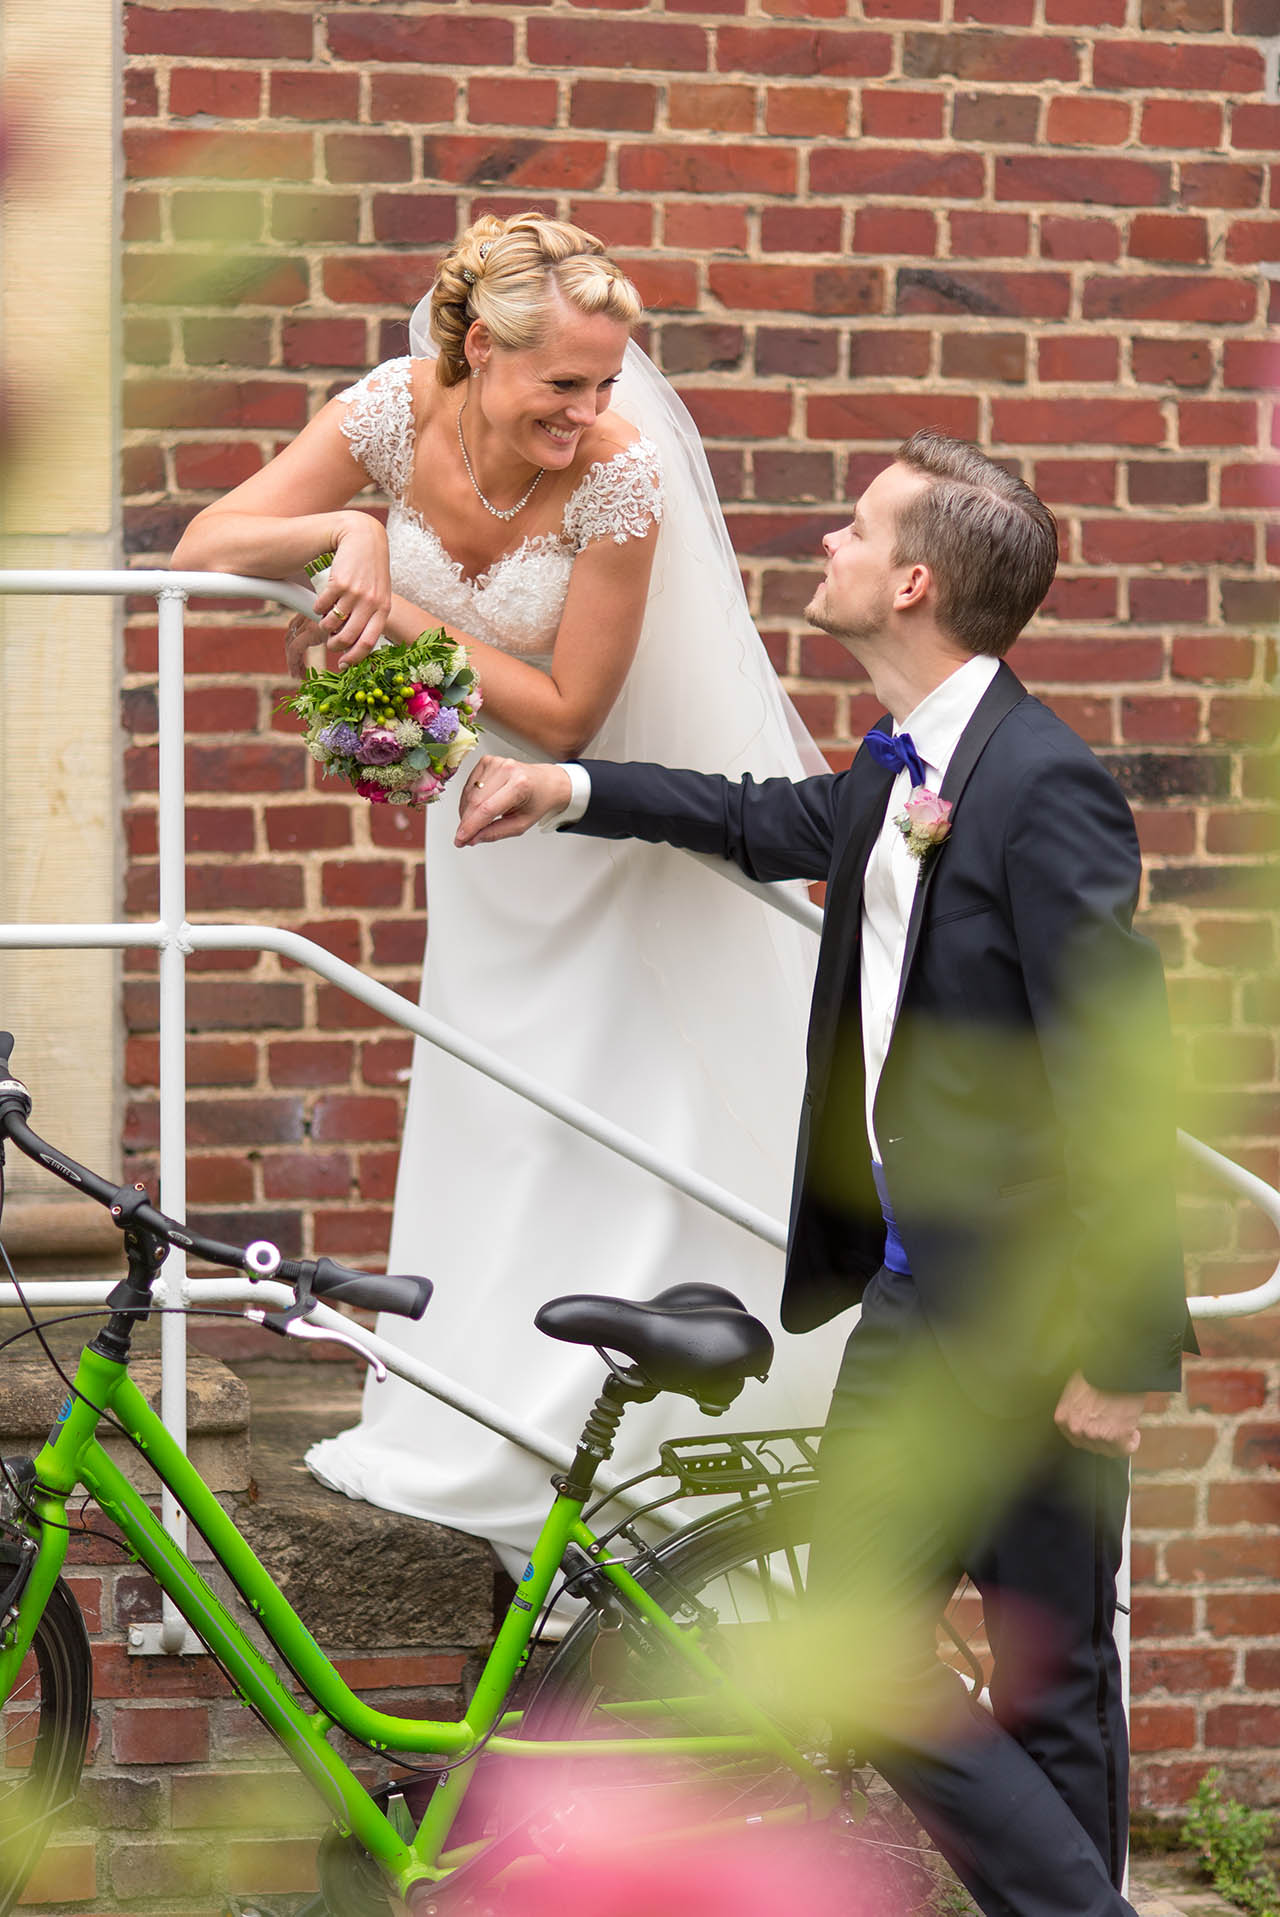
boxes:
[461,267,476,285]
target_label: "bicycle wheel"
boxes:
[520,1489,966,1916]
[0,1574,93,1916]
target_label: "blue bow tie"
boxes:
[864,728,926,790]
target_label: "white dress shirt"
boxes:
[861,653,998,1156]
[551,651,999,1162]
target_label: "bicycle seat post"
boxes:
[557,1370,653,1504]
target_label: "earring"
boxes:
[471,366,478,378]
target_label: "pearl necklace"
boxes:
[456,403,545,522]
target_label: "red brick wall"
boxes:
[118,0,1278,1820]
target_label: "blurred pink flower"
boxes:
[355,778,390,803]
[407,684,440,724]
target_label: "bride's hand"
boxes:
[285,613,326,680]
[310,512,393,669]
[455,757,573,847]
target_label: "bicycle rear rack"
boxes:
[657,1426,823,1495]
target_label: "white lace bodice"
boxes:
[338,358,663,659]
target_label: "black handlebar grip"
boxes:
[0,1035,14,1076]
[310,1257,432,1320]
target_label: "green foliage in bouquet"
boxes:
[281,628,484,808]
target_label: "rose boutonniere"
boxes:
[895,786,952,878]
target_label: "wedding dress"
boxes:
[306,344,849,1564]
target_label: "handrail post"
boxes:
[155,584,192,1652]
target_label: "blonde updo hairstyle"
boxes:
[428,212,644,388]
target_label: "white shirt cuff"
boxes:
[540,762,591,831]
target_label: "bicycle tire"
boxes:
[520,1488,964,1915]
[0,1573,93,1916]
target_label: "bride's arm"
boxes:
[171,399,393,665]
[380,522,658,762]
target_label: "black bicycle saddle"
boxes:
[534,1281,774,1412]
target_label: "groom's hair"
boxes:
[892,432,1058,658]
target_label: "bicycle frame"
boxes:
[0,1338,834,1903]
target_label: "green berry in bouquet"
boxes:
[283,582,483,807]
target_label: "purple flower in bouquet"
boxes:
[318,721,361,757]
[355,725,402,766]
[406,684,440,725]
[424,706,460,744]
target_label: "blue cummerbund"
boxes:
[871,1161,912,1276]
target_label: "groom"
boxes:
[455,431,1188,1916]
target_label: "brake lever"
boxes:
[243,1309,388,1381]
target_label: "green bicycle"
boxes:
[0,1031,872,1916]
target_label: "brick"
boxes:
[1015,637,1161,682]
[526,18,707,71]
[716,26,894,75]
[262,1151,353,1200]
[755,327,842,378]
[1205,810,1278,856]
[421,135,606,191]
[1085,520,1253,566]
[853,207,938,255]
[1165,1534,1280,1582]
[1039,216,1122,263]
[369,919,429,967]
[1127,459,1208,506]
[325,253,447,308]
[660,322,746,374]
[898,267,1071,319]
[859,88,944,141]
[995,154,1171,207]
[620,143,794,195]
[18,1845,96,1906]
[1131,1704,1197,1752]
[950,92,1039,144]
[763,206,845,253]
[993,398,1165,447]
[127,6,313,57]
[183,314,274,366]
[1173,636,1258,682]
[125,127,313,183]
[369,194,456,247]
[1129,214,1210,264]
[328,11,515,65]
[1232,102,1280,151]
[325,132,413,186]
[848,330,932,378]
[571,200,653,248]
[269,71,361,122]
[941,332,1027,382]
[282,317,369,370]
[125,67,159,116]
[1045,98,1131,146]
[1227,219,1280,265]
[267,1039,355,1088]
[1084,275,1255,324]
[1037,336,1119,383]
[1221,576,1280,622]
[1132,338,1214,389]
[127,249,307,309]
[1120,696,1201,744]
[1207,1704,1280,1748]
[1094,39,1264,91]
[1222,460,1280,508]
[1182,161,1265,208]
[679,389,794,439]
[280,918,364,972]
[1143,99,1225,148]
[370,75,456,123]
[903,29,1079,81]
[709,263,881,316]
[957,0,1035,18]
[947,211,1031,256]
[669,82,755,134]
[266,805,353,852]
[183,981,305,1033]
[1136,1423,1218,1470]
[1224,341,1280,389]
[174,444,264,493]
[763,84,849,137]
[114,1703,210,1765]
[664,206,749,261]
[168,67,261,119]
[1131,1591,1196,1638]
[809,391,981,441]
[754,449,837,501]
[273,191,361,245]
[360,1037,415,1086]
[463,76,556,128]
[567,80,656,132]
[1179,400,1258,446]
[124,377,307,432]
[1129,1482,1196,1528]
[810,146,985,199]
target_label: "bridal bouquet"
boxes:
[283,600,483,807]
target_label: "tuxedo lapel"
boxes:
[806,736,895,1089]
[892,662,1028,1025]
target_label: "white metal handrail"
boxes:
[0,567,1276,1655]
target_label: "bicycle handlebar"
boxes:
[0,1032,432,1322]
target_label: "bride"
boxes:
[173,211,847,1569]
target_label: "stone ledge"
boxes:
[0,1353,250,1494]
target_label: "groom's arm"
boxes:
[456,754,843,884]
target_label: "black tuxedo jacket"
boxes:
[571,662,1188,1410]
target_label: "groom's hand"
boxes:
[1054,1370,1147,1458]
[455,757,573,847]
